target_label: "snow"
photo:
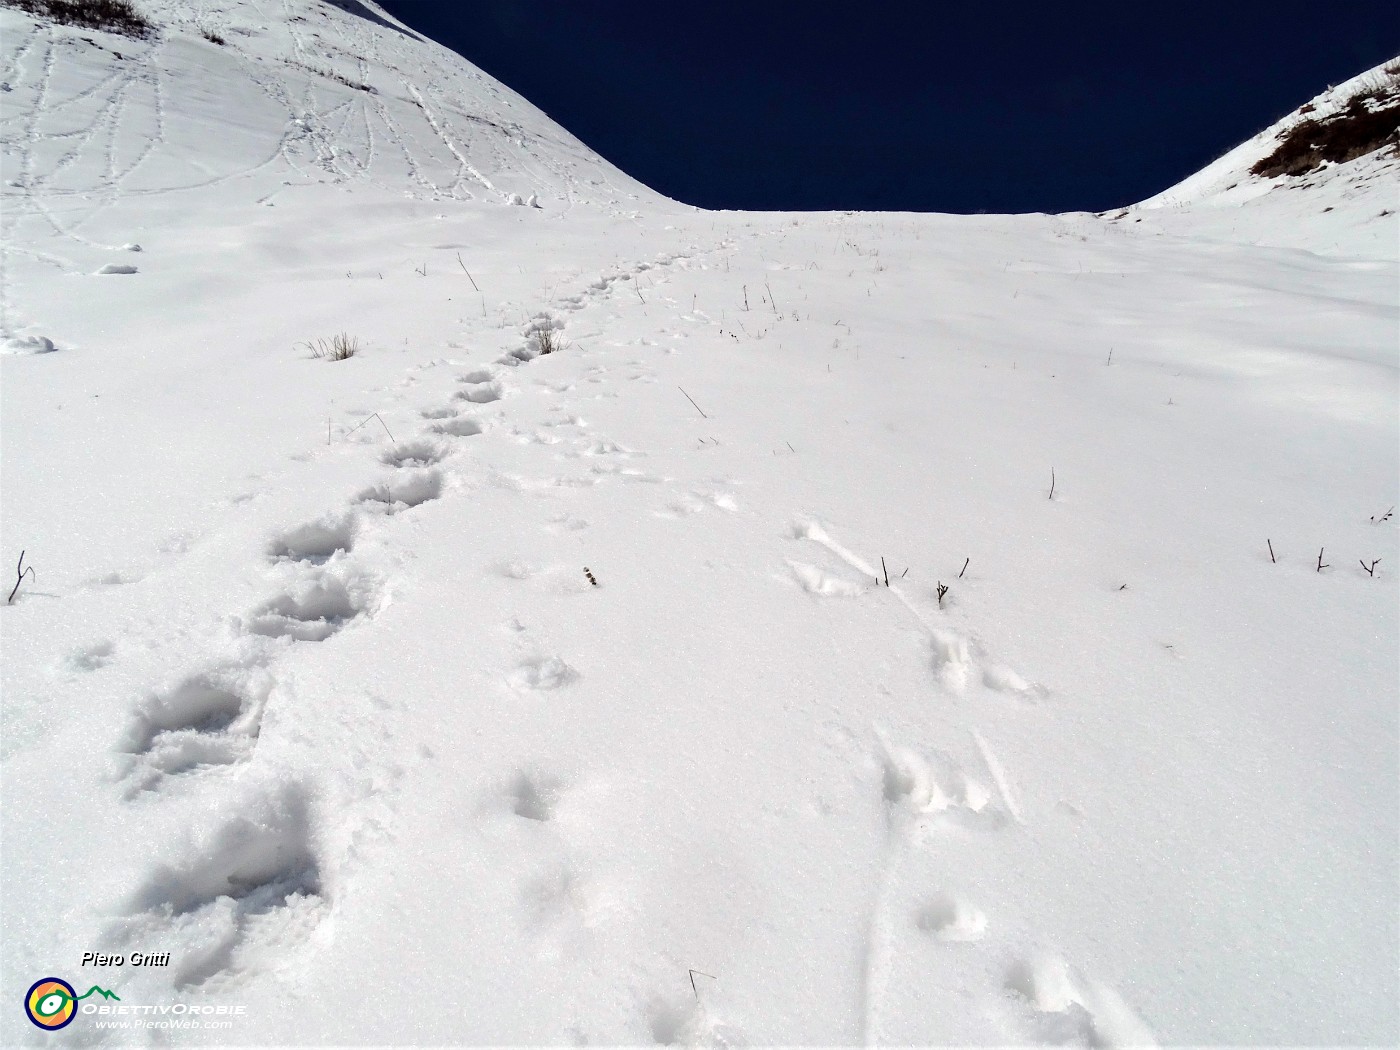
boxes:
[1,2,1396,1046]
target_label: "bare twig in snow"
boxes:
[688,970,716,1000]
[8,550,35,604]
[346,412,396,444]
[678,387,708,419]
[456,253,480,291]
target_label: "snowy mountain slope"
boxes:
[2,7,1397,1048]
[1119,60,1399,257]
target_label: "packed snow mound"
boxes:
[0,0,661,211]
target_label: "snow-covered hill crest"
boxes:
[0,0,659,222]
[1119,58,1399,256]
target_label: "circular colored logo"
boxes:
[25,978,77,1030]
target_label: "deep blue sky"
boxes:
[374,1,1397,213]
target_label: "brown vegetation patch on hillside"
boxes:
[2,0,153,38]
[1252,77,1400,178]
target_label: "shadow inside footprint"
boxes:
[508,770,563,822]
[267,514,356,564]
[508,655,578,690]
[430,416,484,438]
[120,786,323,987]
[356,469,441,513]
[455,383,502,405]
[122,669,273,790]
[246,573,368,641]
[381,440,447,468]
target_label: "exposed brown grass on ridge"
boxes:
[1252,76,1400,178]
[2,0,153,38]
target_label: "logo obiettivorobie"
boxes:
[24,978,119,1031]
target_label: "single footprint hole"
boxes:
[509,771,563,821]
[916,892,987,942]
[381,440,447,468]
[356,470,442,512]
[67,640,115,671]
[267,515,356,564]
[246,575,366,641]
[509,655,578,690]
[455,383,502,404]
[430,416,484,438]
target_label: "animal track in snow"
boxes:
[786,560,869,597]
[876,732,996,824]
[381,439,448,468]
[455,381,503,404]
[458,368,496,384]
[506,769,564,822]
[117,786,324,989]
[929,630,973,693]
[645,995,747,1048]
[429,415,484,438]
[916,892,987,942]
[66,640,115,672]
[508,655,579,691]
[266,514,356,564]
[244,570,375,642]
[120,667,273,792]
[792,519,1039,698]
[522,864,597,949]
[1005,955,1157,1048]
[355,469,442,513]
[420,405,457,420]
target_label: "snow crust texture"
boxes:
[1,2,1396,1047]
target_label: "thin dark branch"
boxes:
[1049,468,1056,500]
[8,550,34,604]
[881,557,889,587]
[346,412,396,444]
[959,557,969,579]
[456,253,479,291]
[678,387,708,419]
[1267,539,1276,564]
[688,969,716,1000]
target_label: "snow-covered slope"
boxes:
[1120,60,1399,257]
[2,5,1396,1048]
